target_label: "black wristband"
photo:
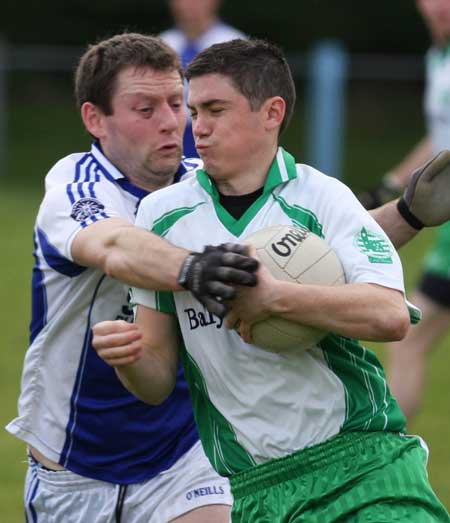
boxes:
[397,197,424,231]
[177,253,197,288]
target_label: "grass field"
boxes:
[1,80,449,520]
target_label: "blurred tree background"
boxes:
[0,0,430,52]
[1,2,449,522]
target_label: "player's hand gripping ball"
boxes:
[243,225,345,353]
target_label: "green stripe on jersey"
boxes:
[151,205,206,314]
[272,193,324,237]
[320,334,406,432]
[180,344,257,476]
[155,290,176,314]
[152,202,207,237]
[406,299,422,325]
[195,147,299,237]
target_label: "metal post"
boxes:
[307,40,348,180]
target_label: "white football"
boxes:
[243,224,345,353]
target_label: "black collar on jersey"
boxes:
[218,187,264,220]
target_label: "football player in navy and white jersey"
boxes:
[6,33,261,523]
[160,0,245,158]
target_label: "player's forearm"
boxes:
[102,226,188,291]
[115,350,176,405]
[268,282,409,342]
[387,136,432,187]
[369,200,418,249]
[72,219,188,290]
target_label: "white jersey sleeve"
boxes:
[299,167,405,293]
[37,176,131,262]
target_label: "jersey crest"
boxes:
[354,227,393,264]
[70,198,105,222]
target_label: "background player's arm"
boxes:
[72,218,188,291]
[369,200,418,249]
[93,306,179,405]
[227,262,409,343]
[384,136,432,188]
[367,148,450,248]
[359,136,432,209]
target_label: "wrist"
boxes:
[177,252,197,289]
[267,280,296,316]
[397,197,424,231]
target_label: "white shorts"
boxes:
[25,441,232,523]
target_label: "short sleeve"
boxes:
[37,180,126,261]
[319,179,405,293]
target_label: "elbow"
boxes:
[119,374,174,407]
[142,389,172,406]
[376,308,410,341]
[101,229,128,278]
[132,379,175,406]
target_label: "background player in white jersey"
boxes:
[6,32,266,523]
[93,39,450,522]
[360,0,450,420]
[160,0,245,158]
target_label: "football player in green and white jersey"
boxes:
[93,39,450,522]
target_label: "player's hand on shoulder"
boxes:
[398,149,450,227]
[178,243,259,319]
[92,320,143,367]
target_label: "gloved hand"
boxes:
[398,149,450,228]
[358,176,402,210]
[178,243,259,318]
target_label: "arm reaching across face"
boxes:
[73,217,258,315]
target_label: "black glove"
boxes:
[177,243,259,318]
[397,149,450,229]
[358,176,402,210]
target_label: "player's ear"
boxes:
[263,96,286,133]
[81,102,107,140]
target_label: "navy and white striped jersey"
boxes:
[7,142,202,484]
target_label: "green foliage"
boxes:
[1,0,428,54]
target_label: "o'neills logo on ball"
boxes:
[271,227,308,257]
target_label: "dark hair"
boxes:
[185,38,296,135]
[75,33,183,114]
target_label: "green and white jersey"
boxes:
[425,43,450,155]
[421,45,450,277]
[133,148,407,477]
